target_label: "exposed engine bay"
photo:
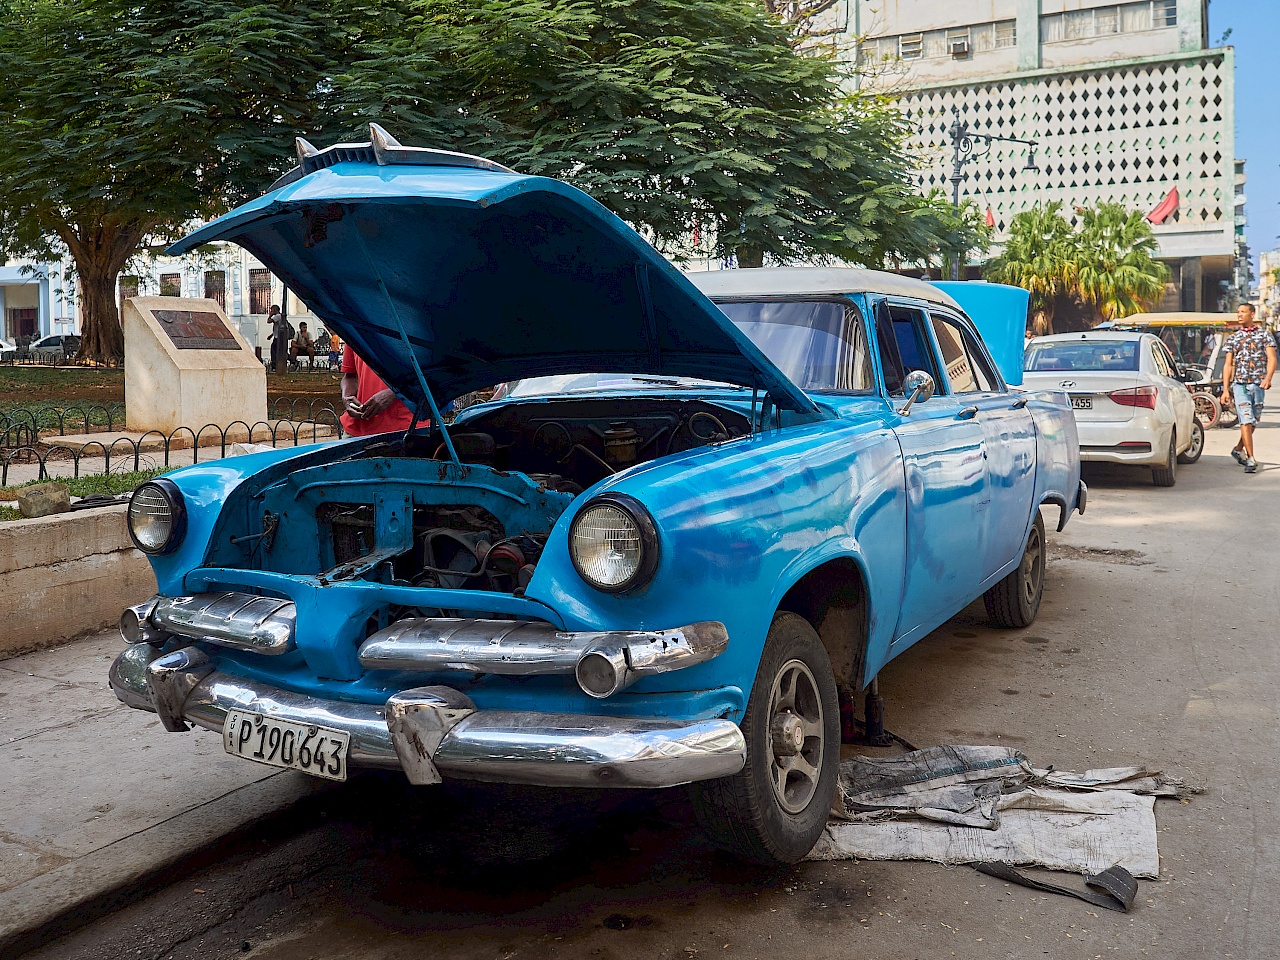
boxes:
[239,398,750,597]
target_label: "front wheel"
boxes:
[984,512,1045,628]
[692,612,840,865]
[1178,417,1204,464]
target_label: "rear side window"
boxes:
[1025,340,1139,372]
[717,300,874,392]
[930,314,998,393]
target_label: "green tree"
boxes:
[0,0,453,360]
[1074,202,1169,323]
[984,202,1077,335]
[422,0,949,269]
[913,191,991,281]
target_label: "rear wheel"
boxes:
[1178,417,1204,464]
[1193,393,1220,428]
[1152,433,1177,486]
[693,612,840,865]
[984,513,1045,628]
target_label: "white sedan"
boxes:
[1024,332,1199,487]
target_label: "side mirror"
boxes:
[898,370,936,415]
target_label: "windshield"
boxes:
[503,299,872,399]
[1025,340,1139,372]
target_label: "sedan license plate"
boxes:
[1070,395,1093,410]
[223,709,350,782]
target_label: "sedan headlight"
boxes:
[569,494,660,593]
[127,479,187,555]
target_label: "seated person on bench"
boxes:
[290,322,317,365]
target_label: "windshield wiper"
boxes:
[624,376,746,389]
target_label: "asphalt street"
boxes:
[14,419,1280,960]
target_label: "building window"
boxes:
[945,27,971,57]
[204,271,226,309]
[898,34,923,59]
[994,20,1017,48]
[1042,2,1176,42]
[159,273,181,298]
[1152,0,1177,27]
[248,268,272,315]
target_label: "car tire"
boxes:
[1152,433,1177,486]
[983,512,1045,629]
[1178,417,1204,464]
[692,611,840,865]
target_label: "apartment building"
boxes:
[849,0,1239,311]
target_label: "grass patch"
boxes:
[0,505,20,521]
[0,468,163,501]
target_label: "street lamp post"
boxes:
[947,109,1039,281]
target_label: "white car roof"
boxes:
[684,267,962,310]
[1028,332,1148,343]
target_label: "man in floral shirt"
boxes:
[1221,302,1276,474]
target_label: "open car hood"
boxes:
[169,132,819,416]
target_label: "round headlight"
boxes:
[127,479,187,555]
[569,494,659,593]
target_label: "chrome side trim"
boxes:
[123,649,744,788]
[152,592,296,654]
[358,618,729,698]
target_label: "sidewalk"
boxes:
[0,630,331,956]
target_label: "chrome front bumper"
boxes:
[108,644,746,789]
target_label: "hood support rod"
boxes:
[353,229,460,466]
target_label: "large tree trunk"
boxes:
[737,244,765,268]
[54,217,149,363]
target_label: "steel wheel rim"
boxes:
[1020,523,1044,607]
[766,659,824,814]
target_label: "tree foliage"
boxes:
[985,201,1168,333]
[0,0,967,359]
[422,0,954,269]
[0,0,447,359]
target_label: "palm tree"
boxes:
[1074,203,1170,324]
[983,202,1076,336]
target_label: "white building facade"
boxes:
[848,0,1240,311]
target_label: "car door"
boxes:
[874,299,990,650]
[928,309,1037,580]
[1151,339,1195,451]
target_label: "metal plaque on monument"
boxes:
[123,296,266,432]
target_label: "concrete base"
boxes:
[0,506,157,658]
[123,297,266,434]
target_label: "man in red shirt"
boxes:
[340,347,415,436]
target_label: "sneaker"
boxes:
[1245,458,1258,474]
[1233,448,1247,465]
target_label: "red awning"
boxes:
[1146,187,1179,225]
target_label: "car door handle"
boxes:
[1011,396,1030,409]
[958,406,979,420]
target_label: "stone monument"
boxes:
[123,296,267,432]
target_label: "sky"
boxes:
[1211,0,1278,275]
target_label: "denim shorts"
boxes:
[1232,383,1266,425]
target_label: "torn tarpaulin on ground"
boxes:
[807,745,1196,878]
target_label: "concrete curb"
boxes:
[0,771,335,959]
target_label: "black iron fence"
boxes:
[0,401,345,486]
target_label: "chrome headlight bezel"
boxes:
[568,493,660,594]
[127,478,187,556]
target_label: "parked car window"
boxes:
[930,314,998,393]
[1025,340,1139,372]
[878,306,939,396]
[715,300,874,393]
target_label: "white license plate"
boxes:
[223,709,350,782]
[1070,395,1093,410]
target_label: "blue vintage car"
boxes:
[109,126,1085,864]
